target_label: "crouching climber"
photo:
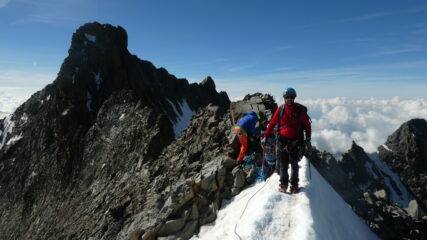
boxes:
[233,111,262,164]
[264,88,311,194]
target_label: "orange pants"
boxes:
[234,126,248,163]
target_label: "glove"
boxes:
[305,137,311,145]
[260,137,266,145]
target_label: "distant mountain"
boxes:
[307,119,427,239]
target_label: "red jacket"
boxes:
[264,103,311,139]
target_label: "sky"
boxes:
[192,158,380,240]
[1,0,427,105]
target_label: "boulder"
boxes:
[407,200,422,220]
[374,189,388,201]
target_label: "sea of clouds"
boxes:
[2,92,427,155]
[300,97,427,154]
[0,87,38,118]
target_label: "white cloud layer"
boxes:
[1,90,426,156]
[0,87,40,114]
[299,97,427,154]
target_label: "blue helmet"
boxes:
[283,87,297,97]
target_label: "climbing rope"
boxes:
[234,145,274,240]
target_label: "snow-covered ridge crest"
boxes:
[193,158,379,240]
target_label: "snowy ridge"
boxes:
[192,158,379,240]
[368,153,414,208]
[166,98,195,138]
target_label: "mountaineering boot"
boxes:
[278,184,287,193]
[290,185,299,194]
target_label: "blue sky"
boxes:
[1,0,427,101]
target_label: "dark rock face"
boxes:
[339,141,406,201]
[378,119,427,211]
[309,123,427,240]
[305,146,361,205]
[0,22,231,240]
[355,192,426,240]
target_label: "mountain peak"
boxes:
[69,22,128,53]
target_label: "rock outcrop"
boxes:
[378,118,427,211]
[308,123,427,240]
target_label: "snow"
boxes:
[87,92,93,111]
[6,134,22,146]
[93,72,102,90]
[381,144,392,152]
[0,115,15,150]
[192,158,379,240]
[368,153,413,208]
[84,33,96,42]
[167,98,195,138]
[61,108,70,116]
[20,113,28,123]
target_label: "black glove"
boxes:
[305,137,311,146]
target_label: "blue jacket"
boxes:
[236,111,259,136]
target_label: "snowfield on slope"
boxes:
[192,158,379,240]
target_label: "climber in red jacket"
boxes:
[264,87,311,193]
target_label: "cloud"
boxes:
[334,6,427,23]
[412,28,427,35]
[10,0,98,25]
[214,60,427,99]
[332,37,375,43]
[0,68,54,113]
[373,44,425,56]
[0,0,10,8]
[275,45,294,51]
[276,66,294,71]
[227,64,255,73]
[0,68,55,87]
[0,87,41,113]
[300,97,427,154]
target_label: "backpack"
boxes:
[277,103,310,143]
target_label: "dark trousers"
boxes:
[277,137,300,187]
